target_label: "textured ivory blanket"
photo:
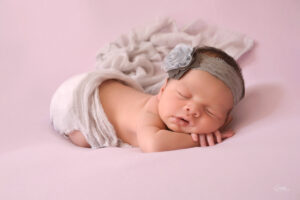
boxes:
[49,17,254,149]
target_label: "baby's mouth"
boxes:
[171,116,190,126]
[180,117,189,124]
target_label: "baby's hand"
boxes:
[190,130,235,147]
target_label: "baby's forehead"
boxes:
[170,76,233,110]
[174,80,191,91]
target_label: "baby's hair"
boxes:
[191,46,245,100]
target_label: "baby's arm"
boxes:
[137,125,199,153]
[136,111,199,153]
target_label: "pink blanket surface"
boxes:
[0,0,299,200]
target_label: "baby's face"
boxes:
[157,69,234,134]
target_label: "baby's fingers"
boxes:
[191,133,198,142]
[221,130,235,139]
[214,130,222,143]
[199,135,207,147]
[206,133,215,146]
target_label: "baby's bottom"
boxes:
[50,71,136,149]
[68,130,91,148]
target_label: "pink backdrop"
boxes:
[0,0,299,199]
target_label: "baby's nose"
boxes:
[185,105,201,117]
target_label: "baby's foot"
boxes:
[68,130,91,148]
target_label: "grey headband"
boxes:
[162,44,244,105]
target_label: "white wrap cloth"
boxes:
[49,17,254,149]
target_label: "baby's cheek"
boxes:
[164,101,179,115]
[158,101,174,123]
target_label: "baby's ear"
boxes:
[225,114,233,126]
[219,110,232,131]
[157,78,168,101]
[220,114,233,131]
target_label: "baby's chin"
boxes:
[166,123,190,134]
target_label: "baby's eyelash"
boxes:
[205,108,215,116]
[177,91,188,98]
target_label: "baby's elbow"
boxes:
[139,140,161,153]
[136,128,163,153]
[141,147,158,153]
[141,147,160,153]
[140,144,156,153]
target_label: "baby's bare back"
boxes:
[98,79,151,147]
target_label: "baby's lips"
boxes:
[171,116,189,126]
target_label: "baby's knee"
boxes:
[68,130,91,148]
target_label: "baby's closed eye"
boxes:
[205,108,215,116]
[176,90,191,99]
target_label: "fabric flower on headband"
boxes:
[162,43,194,72]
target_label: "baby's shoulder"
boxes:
[138,96,165,129]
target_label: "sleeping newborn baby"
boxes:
[50,44,245,152]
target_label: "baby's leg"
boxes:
[68,130,91,148]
